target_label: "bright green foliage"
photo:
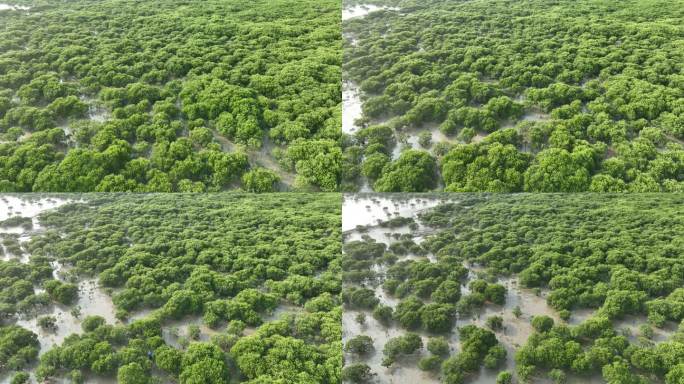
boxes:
[496,371,513,384]
[602,359,647,384]
[0,325,39,373]
[382,332,422,367]
[531,315,555,333]
[427,337,450,357]
[341,363,373,383]
[0,194,341,383]
[345,335,374,355]
[43,280,78,305]
[0,259,53,319]
[469,279,506,305]
[117,363,149,384]
[441,325,503,383]
[10,372,30,384]
[155,346,182,376]
[81,316,106,332]
[343,194,684,383]
[241,168,280,193]
[361,152,390,181]
[286,139,343,191]
[666,364,684,384]
[179,343,229,384]
[230,321,342,383]
[486,316,504,331]
[0,0,342,192]
[344,230,469,341]
[418,355,441,371]
[373,150,437,192]
[344,0,684,191]
[443,140,531,192]
[420,303,456,333]
[372,305,393,326]
[431,280,462,304]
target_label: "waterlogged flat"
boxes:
[342,4,398,20]
[1,196,73,260]
[16,278,117,355]
[392,125,459,160]
[342,194,444,231]
[0,196,71,222]
[343,81,363,134]
[0,3,29,10]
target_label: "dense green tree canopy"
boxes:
[0,325,39,373]
[343,0,684,191]
[0,0,342,192]
[0,193,341,383]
